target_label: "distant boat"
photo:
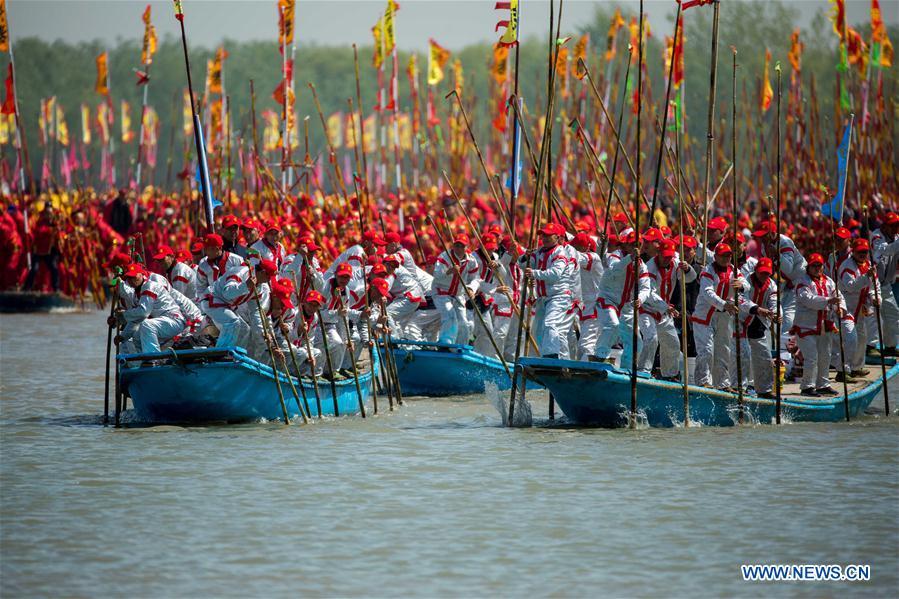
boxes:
[389,339,525,396]
[118,346,375,423]
[519,356,898,427]
[0,290,80,313]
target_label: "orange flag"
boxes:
[95,52,109,96]
[761,49,773,113]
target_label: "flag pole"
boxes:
[173,0,215,233]
[774,62,783,424]
[730,46,745,420]
[629,0,644,430]
[648,1,682,220]
[700,0,721,265]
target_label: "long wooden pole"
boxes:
[281,319,313,422]
[316,308,340,416]
[249,272,290,425]
[731,47,745,419]
[700,0,722,263]
[337,294,367,418]
[648,2,682,219]
[352,176,379,415]
[291,272,324,418]
[675,113,690,427]
[774,63,783,424]
[629,0,644,430]
[103,290,118,425]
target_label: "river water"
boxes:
[2,311,897,597]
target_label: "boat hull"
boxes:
[389,340,514,396]
[119,347,373,423]
[520,357,897,427]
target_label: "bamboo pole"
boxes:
[675,112,690,427]
[700,0,722,263]
[730,47,745,420]
[629,0,645,430]
[774,63,783,424]
[316,308,340,416]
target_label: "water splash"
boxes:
[487,382,532,427]
[616,406,650,429]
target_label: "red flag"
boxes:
[1,63,15,115]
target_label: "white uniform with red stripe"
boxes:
[793,272,843,390]
[387,265,427,341]
[490,250,522,360]
[691,262,746,388]
[471,252,500,357]
[638,255,696,377]
[432,249,479,345]
[523,243,577,358]
[324,244,367,284]
[760,235,806,342]
[735,272,779,394]
[395,247,434,295]
[320,276,361,374]
[575,249,604,360]
[838,256,880,370]
[870,228,899,349]
[593,253,650,368]
[148,272,204,336]
[292,308,326,376]
[249,238,287,269]
[165,260,198,300]
[120,277,185,354]
[281,253,325,299]
[200,266,266,351]
[196,251,245,301]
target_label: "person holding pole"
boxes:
[432,233,479,345]
[736,257,780,399]
[838,238,881,378]
[869,212,899,356]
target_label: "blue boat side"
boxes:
[118,347,373,423]
[389,339,515,396]
[519,356,897,427]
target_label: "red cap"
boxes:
[384,231,402,244]
[176,250,192,263]
[123,263,146,278]
[678,235,697,249]
[613,213,629,224]
[574,220,591,233]
[264,220,281,234]
[572,232,593,248]
[242,217,261,230]
[190,241,204,254]
[752,223,771,238]
[363,230,387,246]
[152,245,175,260]
[659,239,677,258]
[539,222,565,236]
[708,216,729,231]
[482,233,499,251]
[453,233,470,246]
[606,233,619,245]
[106,252,132,269]
[304,290,325,306]
[756,257,773,274]
[660,226,672,238]
[256,259,278,276]
[383,253,402,265]
[642,227,663,242]
[835,227,852,239]
[852,238,870,251]
[370,263,387,276]
[204,233,224,248]
[221,214,241,228]
[620,231,637,245]
[715,243,733,255]
[270,280,294,309]
[883,212,899,225]
[846,218,861,229]
[335,262,354,277]
[807,253,825,266]
[371,277,390,296]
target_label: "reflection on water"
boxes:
[1,312,897,596]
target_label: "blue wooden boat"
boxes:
[519,356,897,427]
[118,347,375,423]
[389,339,522,396]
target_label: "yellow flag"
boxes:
[56,103,69,146]
[182,89,193,136]
[97,102,110,144]
[327,112,343,149]
[279,0,295,47]
[556,47,570,98]
[81,103,91,145]
[0,111,8,145]
[344,113,357,149]
[141,5,157,65]
[496,0,519,47]
[262,110,280,152]
[452,59,464,96]
[95,52,109,96]
[0,0,9,53]
[362,114,376,154]
[573,33,589,79]
[142,106,158,147]
[383,0,397,55]
[207,49,225,95]
[605,8,625,61]
[397,113,412,151]
[372,17,384,68]
[427,38,450,85]
[121,100,134,143]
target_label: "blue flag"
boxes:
[821,119,852,221]
[506,97,522,198]
[194,114,221,222]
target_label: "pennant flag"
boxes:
[194,112,220,212]
[573,33,589,80]
[427,38,450,85]
[262,110,280,152]
[96,102,111,144]
[846,27,868,76]
[604,8,625,61]
[491,44,509,85]
[556,46,570,98]
[56,103,69,146]
[787,28,803,72]
[372,17,384,69]
[383,0,398,55]
[327,111,343,149]
[141,4,157,65]
[182,89,193,136]
[761,49,773,113]
[362,114,377,154]
[1,63,15,115]
[80,103,91,145]
[829,0,845,38]
[95,52,109,96]
[0,0,8,53]
[278,0,295,48]
[871,0,893,68]
[681,0,713,9]
[821,119,852,220]
[452,58,464,96]
[272,59,294,106]
[344,112,357,149]
[495,0,519,47]
[0,111,9,145]
[121,100,134,143]
[207,48,225,95]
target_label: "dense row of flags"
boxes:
[0,0,894,223]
